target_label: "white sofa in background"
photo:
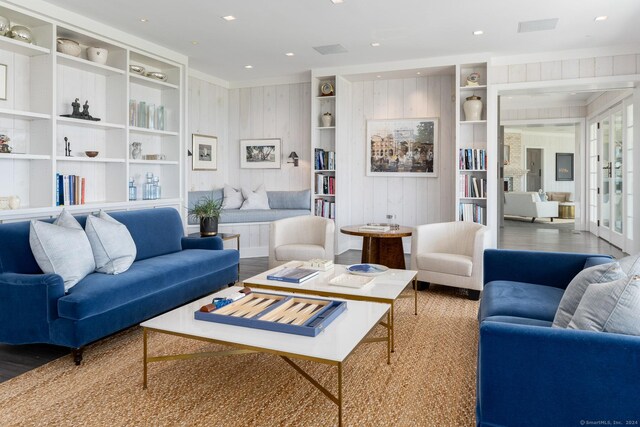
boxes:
[410,221,489,300]
[269,216,335,268]
[504,192,559,223]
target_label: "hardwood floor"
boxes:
[0,227,626,382]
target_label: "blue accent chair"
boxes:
[477,249,640,427]
[0,208,239,364]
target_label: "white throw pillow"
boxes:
[29,210,96,291]
[568,275,640,336]
[85,211,137,274]
[240,184,270,210]
[552,261,625,328]
[222,185,244,209]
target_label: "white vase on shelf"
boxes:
[463,95,483,121]
[321,113,332,127]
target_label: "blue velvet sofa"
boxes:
[477,249,640,427]
[0,208,239,364]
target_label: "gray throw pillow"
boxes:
[568,275,640,336]
[619,253,640,276]
[29,210,96,291]
[240,184,270,210]
[222,185,243,209]
[85,211,137,274]
[552,261,625,328]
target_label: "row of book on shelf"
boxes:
[459,175,487,198]
[315,174,335,195]
[314,198,335,219]
[459,203,486,224]
[56,173,85,206]
[314,148,335,170]
[459,148,486,170]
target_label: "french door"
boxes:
[590,99,634,250]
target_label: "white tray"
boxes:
[329,273,374,289]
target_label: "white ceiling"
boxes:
[47,0,640,83]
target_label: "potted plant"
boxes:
[188,193,222,236]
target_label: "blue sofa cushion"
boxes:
[0,221,42,274]
[479,281,565,322]
[268,190,310,209]
[58,248,238,320]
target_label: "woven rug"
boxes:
[0,287,479,427]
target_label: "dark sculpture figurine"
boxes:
[64,137,71,157]
[61,97,101,121]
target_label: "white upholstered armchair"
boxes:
[410,221,489,300]
[268,216,335,268]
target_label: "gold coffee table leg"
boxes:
[390,302,395,353]
[337,362,343,427]
[414,276,418,315]
[143,328,148,389]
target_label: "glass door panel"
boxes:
[612,110,623,235]
[600,117,610,237]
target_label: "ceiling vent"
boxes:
[517,18,559,33]
[313,44,348,55]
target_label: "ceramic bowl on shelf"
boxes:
[0,16,10,36]
[57,38,81,57]
[85,151,99,158]
[145,71,168,82]
[129,64,145,75]
[87,47,108,64]
[9,25,33,44]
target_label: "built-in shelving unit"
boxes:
[311,76,337,220]
[0,3,185,221]
[456,62,488,225]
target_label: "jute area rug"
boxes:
[0,286,479,427]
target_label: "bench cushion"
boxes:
[220,209,311,224]
[479,281,565,322]
[58,249,238,320]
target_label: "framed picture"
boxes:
[0,64,6,101]
[366,118,438,177]
[192,134,217,171]
[556,153,574,181]
[240,138,281,169]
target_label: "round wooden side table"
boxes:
[340,225,412,269]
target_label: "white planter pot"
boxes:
[463,96,483,121]
[321,114,332,127]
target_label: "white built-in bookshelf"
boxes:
[311,76,336,220]
[0,3,184,221]
[456,62,488,225]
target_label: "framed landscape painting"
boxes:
[241,138,281,169]
[192,134,217,170]
[366,118,438,177]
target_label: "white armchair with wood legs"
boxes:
[268,216,335,269]
[410,221,489,300]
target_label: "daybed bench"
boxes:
[0,208,239,364]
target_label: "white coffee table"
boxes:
[243,262,418,352]
[141,286,390,427]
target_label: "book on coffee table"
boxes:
[267,267,320,283]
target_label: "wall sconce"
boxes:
[287,151,299,167]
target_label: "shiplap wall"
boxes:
[492,54,640,84]
[501,106,587,121]
[187,77,311,256]
[587,89,634,118]
[188,76,229,191]
[341,75,455,252]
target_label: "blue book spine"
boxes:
[55,173,60,206]
[266,275,301,283]
[70,175,75,205]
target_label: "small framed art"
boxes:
[240,138,281,169]
[192,134,217,171]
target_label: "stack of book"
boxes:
[314,198,335,219]
[359,224,391,232]
[459,175,487,198]
[56,173,86,206]
[459,148,486,170]
[315,174,335,195]
[459,202,486,224]
[314,148,335,170]
[266,267,319,283]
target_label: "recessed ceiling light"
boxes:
[191,41,199,45]
[473,30,484,35]
[285,52,295,56]
[139,18,148,22]
[371,42,380,47]
[222,15,236,21]
[331,0,344,4]
[570,92,577,95]
[244,65,253,69]
[594,15,608,22]
[376,75,382,78]
[416,72,421,75]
